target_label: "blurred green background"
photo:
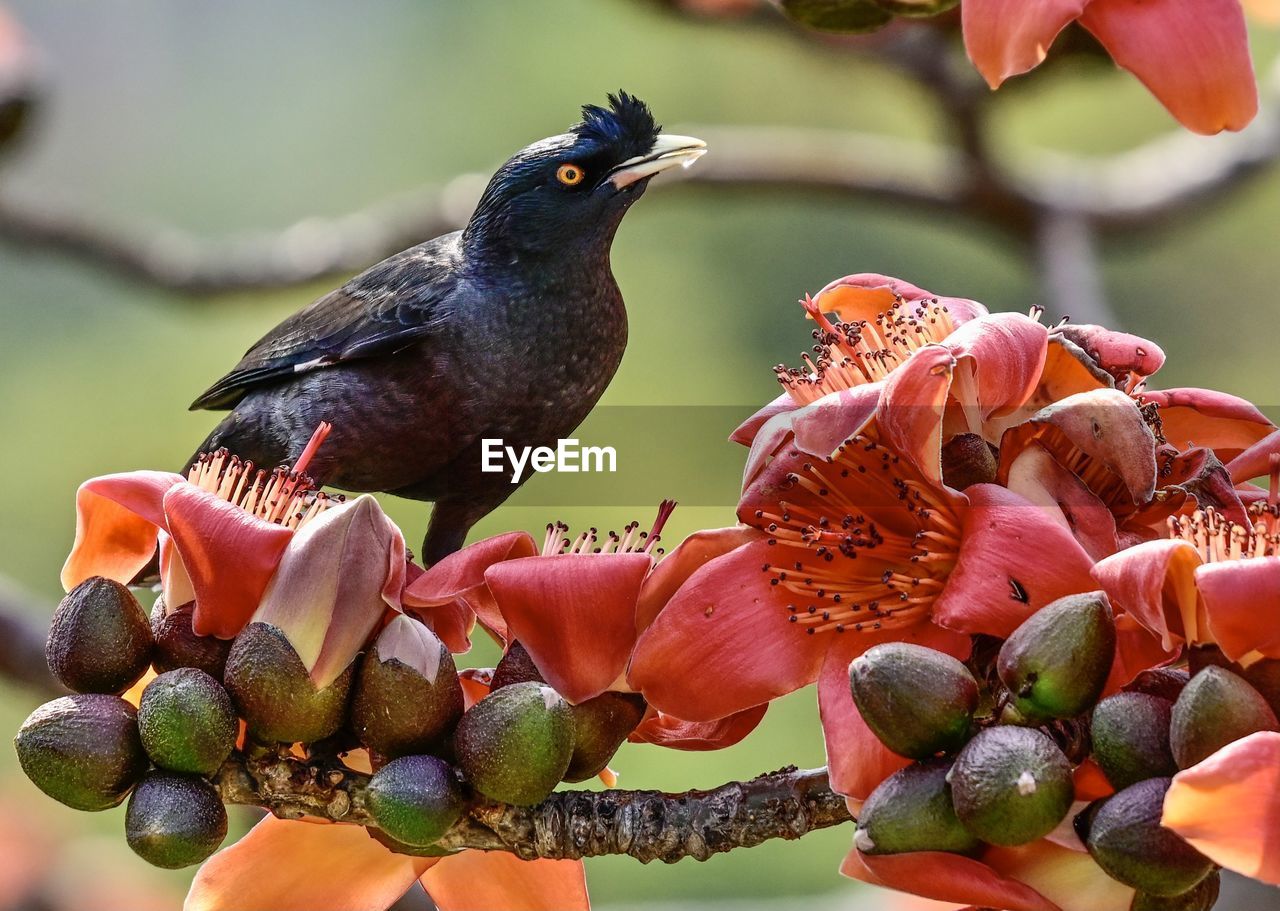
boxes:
[1,1,1278,907]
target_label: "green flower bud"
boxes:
[15,694,148,811]
[454,682,574,806]
[1130,870,1220,911]
[125,772,228,869]
[998,592,1116,721]
[1091,692,1177,790]
[1125,668,1189,703]
[366,754,466,847]
[854,760,982,856]
[369,827,458,857]
[47,577,152,694]
[1170,666,1279,769]
[138,668,237,775]
[150,598,233,679]
[849,642,979,759]
[949,726,1073,846]
[562,691,647,783]
[1242,658,1280,719]
[770,0,892,33]
[1086,778,1214,897]
[223,622,354,744]
[491,641,543,690]
[351,616,464,760]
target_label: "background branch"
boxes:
[0,578,62,696]
[214,751,852,863]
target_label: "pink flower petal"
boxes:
[934,484,1097,638]
[423,852,588,911]
[811,274,987,324]
[1145,388,1274,465]
[628,703,767,750]
[60,471,184,591]
[946,313,1050,422]
[485,553,652,704]
[1196,556,1280,661]
[1081,0,1257,134]
[254,495,405,688]
[878,345,955,487]
[635,526,762,631]
[403,531,538,605]
[1092,539,1202,652]
[1001,442,1119,562]
[1163,731,1280,884]
[185,817,431,911]
[842,847,1062,911]
[163,483,295,640]
[1053,324,1165,385]
[1227,427,1280,484]
[730,393,796,447]
[628,537,828,721]
[961,0,1088,88]
[742,386,881,490]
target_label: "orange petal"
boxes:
[185,817,432,911]
[730,393,796,447]
[742,385,881,490]
[946,313,1050,422]
[1080,0,1257,134]
[459,667,493,709]
[961,0,1088,88]
[634,525,762,631]
[1144,389,1273,466]
[1163,731,1280,884]
[60,471,184,591]
[818,638,909,801]
[878,345,955,487]
[485,553,651,704]
[1195,557,1280,661]
[1053,324,1165,385]
[983,840,1135,911]
[254,495,405,688]
[841,847,1061,911]
[423,852,588,911]
[628,702,767,750]
[163,483,294,640]
[403,531,538,605]
[811,274,987,324]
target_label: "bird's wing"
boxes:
[190,234,464,410]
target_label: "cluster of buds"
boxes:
[15,571,653,868]
[848,591,1280,908]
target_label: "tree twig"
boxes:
[0,579,62,696]
[213,750,853,863]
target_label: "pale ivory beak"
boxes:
[607,134,707,189]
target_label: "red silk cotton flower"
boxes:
[961,0,1258,134]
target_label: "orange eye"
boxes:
[556,164,585,186]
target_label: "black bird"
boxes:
[188,93,705,563]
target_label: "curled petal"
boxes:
[842,848,1061,911]
[1196,557,1280,661]
[961,0,1088,88]
[1227,427,1280,484]
[629,537,827,721]
[459,667,493,709]
[878,345,954,487]
[946,313,1049,421]
[730,393,796,447]
[254,495,405,689]
[185,817,432,911]
[164,484,294,640]
[486,553,651,704]
[742,386,880,490]
[1081,0,1257,134]
[1108,611,1177,692]
[60,471,184,591]
[1001,443,1119,562]
[811,274,987,324]
[1092,540,1202,652]
[1145,388,1274,466]
[403,531,538,605]
[1053,324,1165,385]
[423,852,588,911]
[1163,731,1280,884]
[635,526,763,631]
[628,703,767,751]
[934,484,1096,638]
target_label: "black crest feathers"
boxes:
[573,92,661,160]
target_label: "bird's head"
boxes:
[463,92,705,258]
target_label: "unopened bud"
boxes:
[138,668,237,775]
[366,754,466,847]
[563,691,647,783]
[351,616,463,760]
[47,577,152,694]
[1126,667,1189,703]
[1243,658,1280,719]
[849,642,979,759]
[454,682,574,806]
[1091,692,1177,790]
[125,772,228,869]
[997,591,1116,721]
[1170,666,1278,769]
[223,622,355,744]
[949,726,1073,846]
[15,694,148,811]
[855,759,981,856]
[1130,871,1220,911]
[150,598,233,679]
[1086,778,1214,897]
[940,433,999,491]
